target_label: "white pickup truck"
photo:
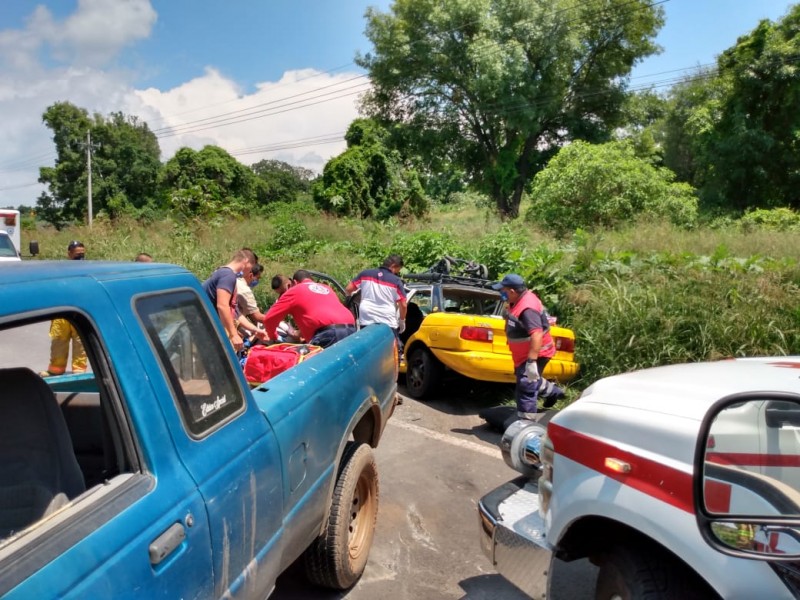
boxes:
[479,358,800,599]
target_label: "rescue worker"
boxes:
[41,241,88,376]
[345,254,408,343]
[263,270,355,348]
[492,273,564,419]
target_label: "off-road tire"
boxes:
[405,347,443,399]
[304,442,379,590]
[595,543,717,600]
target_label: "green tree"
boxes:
[313,118,428,219]
[526,140,698,236]
[159,145,258,217]
[37,102,93,226]
[661,6,800,213]
[358,0,664,218]
[37,102,161,225]
[250,159,314,205]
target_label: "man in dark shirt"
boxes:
[203,248,256,351]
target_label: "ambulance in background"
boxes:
[0,209,21,261]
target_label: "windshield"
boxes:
[0,234,18,258]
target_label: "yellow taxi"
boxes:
[399,268,579,398]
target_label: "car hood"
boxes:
[575,357,800,421]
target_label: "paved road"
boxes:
[272,381,597,600]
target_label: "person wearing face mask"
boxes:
[492,273,564,420]
[235,263,268,341]
[40,241,88,376]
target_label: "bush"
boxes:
[739,207,800,232]
[526,140,698,237]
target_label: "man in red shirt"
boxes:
[263,270,356,348]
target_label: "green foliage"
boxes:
[250,159,314,205]
[566,269,800,385]
[526,140,698,236]
[314,118,429,220]
[358,0,664,217]
[660,6,800,213]
[739,207,800,232]
[36,102,161,226]
[391,231,461,272]
[159,146,257,218]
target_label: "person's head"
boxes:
[230,248,257,276]
[246,263,264,288]
[135,252,153,263]
[292,269,311,284]
[383,254,404,275]
[67,240,85,260]
[271,274,292,296]
[491,273,526,302]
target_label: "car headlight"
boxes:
[500,419,548,477]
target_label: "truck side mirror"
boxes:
[29,240,39,257]
[695,394,800,560]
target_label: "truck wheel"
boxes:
[595,544,712,600]
[406,347,442,399]
[304,442,379,590]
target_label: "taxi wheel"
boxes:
[406,347,442,399]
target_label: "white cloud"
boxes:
[136,68,364,171]
[0,1,362,208]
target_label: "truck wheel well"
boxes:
[557,516,719,598]
[352,405,379,447]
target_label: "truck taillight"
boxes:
[3,214,15,226]
[555,336,574,353]
[460,326,493,342]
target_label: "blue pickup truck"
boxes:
[0,262,399,599]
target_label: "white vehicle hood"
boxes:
[577,357,800,421]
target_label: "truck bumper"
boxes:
[478,476,552,599]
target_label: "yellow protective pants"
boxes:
[47,319,87,374]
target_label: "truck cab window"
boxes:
[136,290,246,437]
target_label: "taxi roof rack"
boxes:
[405,256,495,289]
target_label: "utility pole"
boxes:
[87,131,93,228]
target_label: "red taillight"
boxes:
[3,214,16,226]
[554,336,574,353]
[460,326,493,342]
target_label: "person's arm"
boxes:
[216,288,243,350]
[263,292,293,339]
[397,297,408,321]
[345,280,358,295]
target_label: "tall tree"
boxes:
[37,102,161,224]
[358,0,664,217]
[661,6,800,213]
[250,159,314,205]
[313,118,428,219]
[159,146,258,217]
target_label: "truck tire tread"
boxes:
[304,442,379,590]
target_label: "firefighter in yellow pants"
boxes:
[43,318,87,376]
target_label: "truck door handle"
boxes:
[149,522,186,565]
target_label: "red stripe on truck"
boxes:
[706,452,800,467]
[548,422,694,514]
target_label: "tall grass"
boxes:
[22,203,800,390]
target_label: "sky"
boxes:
[0,0,796,208]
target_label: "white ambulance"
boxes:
[0,209,21,261]
[479,357,800,599]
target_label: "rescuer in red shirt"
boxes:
[263,270,356,348]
